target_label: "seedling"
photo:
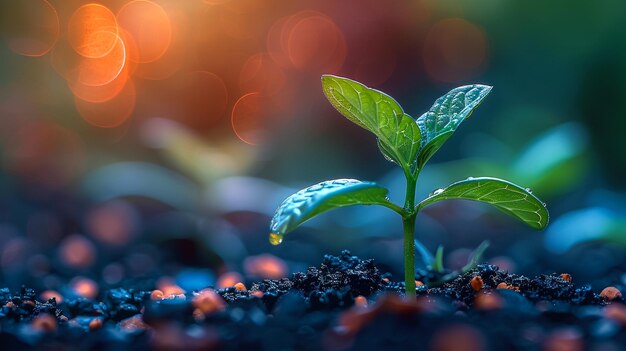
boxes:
[268,76,549,296]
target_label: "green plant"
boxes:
[268,75,549,296]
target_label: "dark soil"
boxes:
[1,250,625,351]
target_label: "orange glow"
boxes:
[423,18,488,83]
[74,79,136,128]
[231,92,274,145]
[192,289,226,315]
[132,5,186,81]
[58,234,96,268]
[86,201,136,246]
[71,277,99,299]
[216,272,244,288]
[239,53,286,96]
[266,15,293,68]
[161,71,229,131]
[117,0,172,63]
[3,0,60,57]
[40,290,63,304]
[67,4,119,59]
[218,3,267,40]
[68,64,130,103]
[75,33,126,87]
[243,254,288,279]
[286,13,346,74]
[157,278,185,297]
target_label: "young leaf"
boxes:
[460,240,490,272]
[321,75,421,172]
[416,85,492,169]
[417,177,549,229]
[432,245,444,273]
[269,179,396,242]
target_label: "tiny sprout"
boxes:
[268,75,549,296]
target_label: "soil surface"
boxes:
[1,250,625,350]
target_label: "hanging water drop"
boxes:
[269,232,283,245]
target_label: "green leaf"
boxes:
[416,85,492,169]
[321,75,421,172]
[432,245,444,273]
[269,179,394,242]
[460,240,490,272]
[417,177,549,229]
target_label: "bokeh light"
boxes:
[231,92,273,145]
[116,0,172,63]
[67,3,119,59]
[2,0,59,57]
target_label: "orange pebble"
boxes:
[250,291,264,298]
[192,289,226,315]
[234,282,247,291]
[354,295,368,308]
[89,318,103,331]
[415,280,424,287]
[600,287,622,301]
[4,301,15,308]
[474,292,502,310]
[560,273,572,281]
[32,314,57,332]
[496,282,519,291]
[471,276,484,292]
[151,290,164,301]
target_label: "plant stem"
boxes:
[402,170,418,297]
[402,214,417,296]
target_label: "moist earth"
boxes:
[1,251,625,350]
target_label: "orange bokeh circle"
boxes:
[74,79,136,128]
[67,3,119,59]
[3,0,60,57]
[117,0,172,63]
[231,92,276,145]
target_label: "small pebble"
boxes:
[600,287,622,301]
[32,314,57,332]
[471,276,484,292]
[354,295,368,308]
[89,318,103,331]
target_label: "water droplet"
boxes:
[433,188,444,196]
[467,177,475,180]
[542,202,547,207]
[525,188,533,194]
[269,233,283,246]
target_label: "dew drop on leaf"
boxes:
[467,177,474,180]
[433,188,444,196]
[269,232,283,245]
[525,188,533,194]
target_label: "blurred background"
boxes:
[1,0,625,300]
